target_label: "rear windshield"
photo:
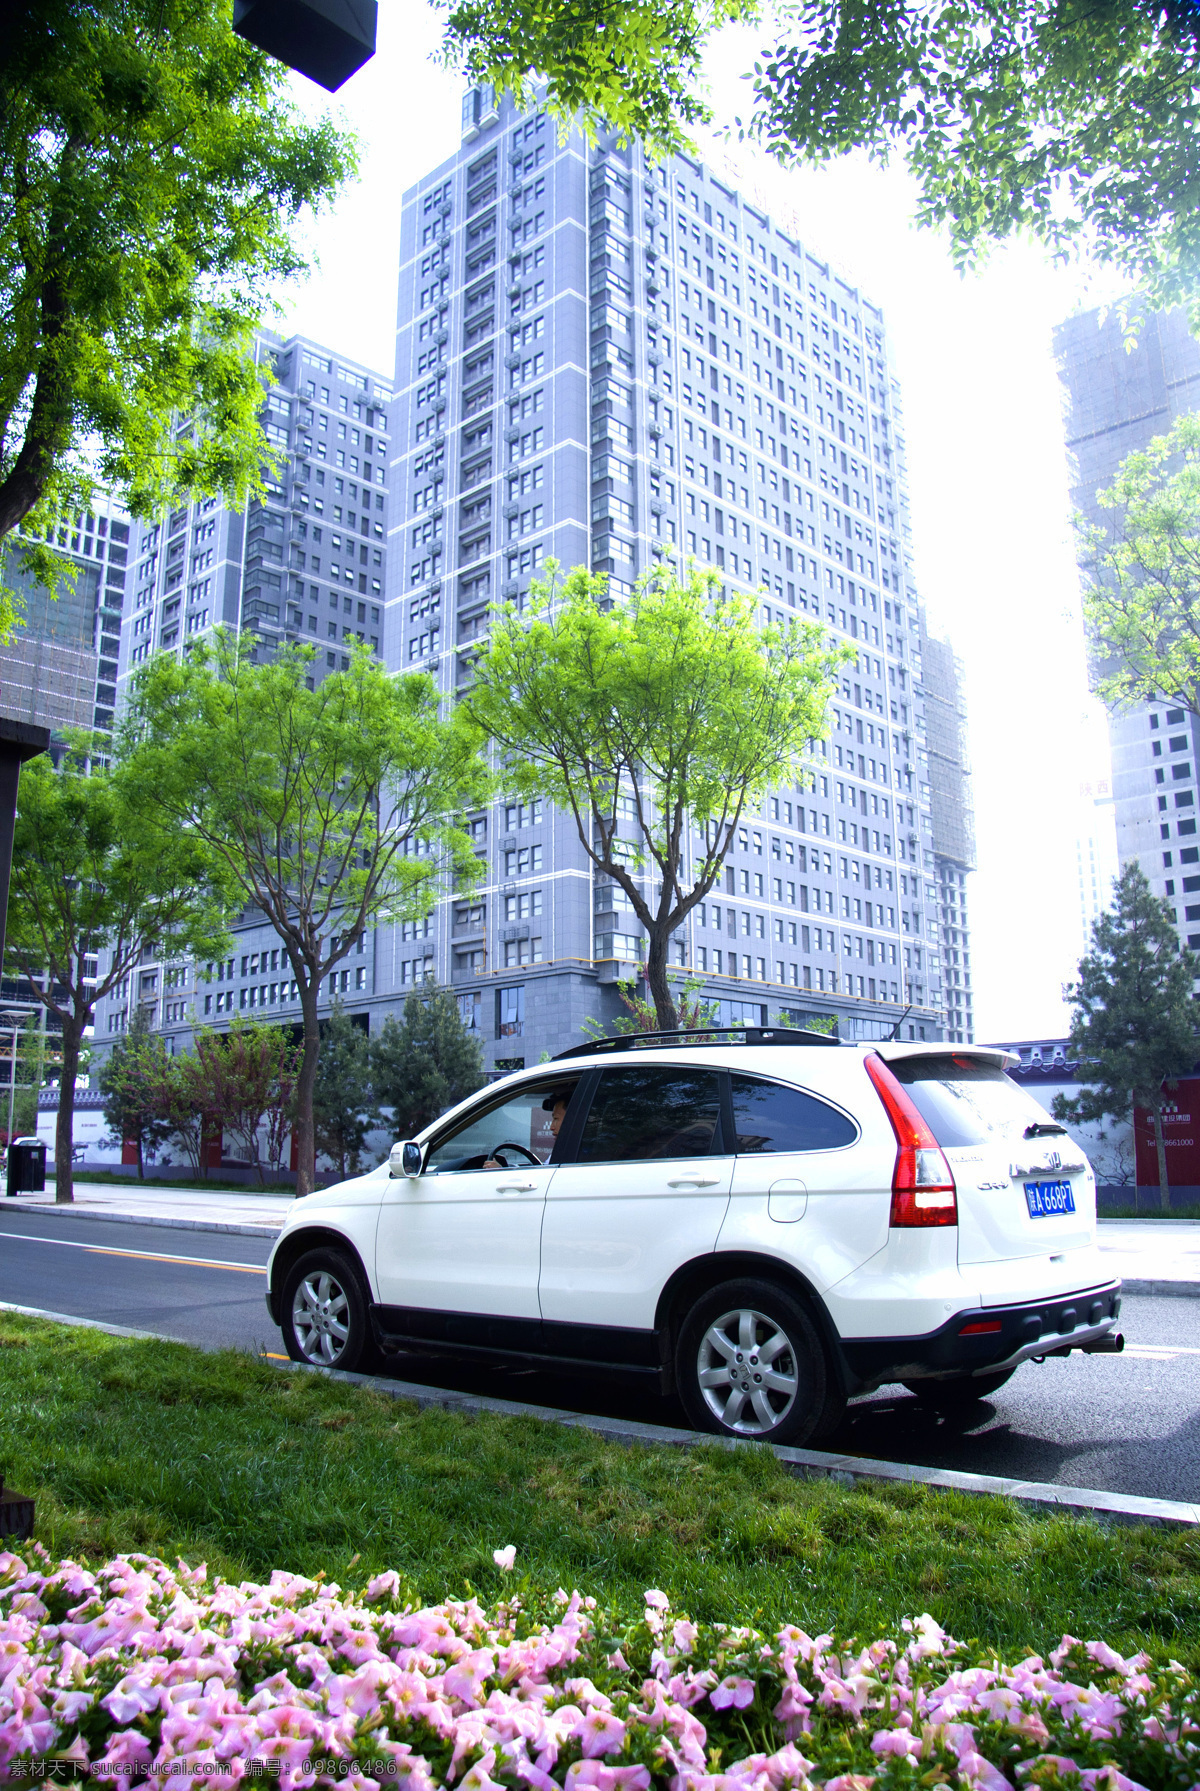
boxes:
[887,1054,1063,1148]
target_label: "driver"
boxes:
[482,1090,570,1169]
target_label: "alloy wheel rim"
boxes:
[696,1306,799,1435]
[292,1270,351,1365]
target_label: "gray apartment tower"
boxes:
[95,93,975,1071]
[381,86,968,1068]
[1056,304,1200,956]
[2,494,130,736]
[95,330,394,1040]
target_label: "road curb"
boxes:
[0,1201,281,1240]
[1119,1278,1200,1296]
[0,1301,190,1344]
[2,1301,1195,1533]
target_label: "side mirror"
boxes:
[390,1140,423,1178]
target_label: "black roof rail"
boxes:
[552,1025,842,1061]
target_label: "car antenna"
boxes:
[887,1000,914,1043]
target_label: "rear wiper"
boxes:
[1024,1121,1067,1138]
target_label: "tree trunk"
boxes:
[1152,1107,1171,1213]
[137,1133,144,1180]
[55,1019,83,1205]
[643,931,680,1032]
[294,977,320,1197]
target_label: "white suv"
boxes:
[265,1028,1123,1446]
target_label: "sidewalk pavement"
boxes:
[3,1185,1199,1285]
[3,1181,296,1237]
[1097,1219,1200,1294]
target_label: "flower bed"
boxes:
[0,1547,1196,1790]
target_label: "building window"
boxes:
[498,985,525,1038]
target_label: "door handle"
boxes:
[668,1177,720,1188]
[495,1181,537,1193]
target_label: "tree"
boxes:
[1080,413,1200,719]
[1052,863,1198,1210]
[746,0,1200,318]
[582,972,720,1039]
[118,633,489,1195]
[182,1020,300,1184]
[0,0,355,610]
[313,1001,377,1179]
[465,563,849,1030]
[97,1005,174,1177]
[372,985,487,1139]
[6,738,230,1203]
[441,0,750,152]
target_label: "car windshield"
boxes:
[886,1054,1061,1148]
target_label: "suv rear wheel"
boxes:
[281,1248,373,1373]
[676,1279,833,1446]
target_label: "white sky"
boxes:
[274,11,1127,1042]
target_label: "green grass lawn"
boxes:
[1100,1203,1200,1220]
[1,1311,1198,1664]
[47,1169,298,1194]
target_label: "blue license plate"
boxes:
[1025,1180,1076,1218]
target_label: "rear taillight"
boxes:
[864,1054,958,1228]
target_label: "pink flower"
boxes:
[579,1707,628,1758]
[565,1762,652,1791]
[366,1570,403,1603]
[644,1591,670,1610]
[494,1548,517,1573]
[871,1729,921,1760]
[711,1676,756,1711]
[94,1728,155,1771]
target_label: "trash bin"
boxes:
[6,1137,46,1196]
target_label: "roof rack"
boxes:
[552,1025,842,1061]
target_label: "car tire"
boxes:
[901,1367,1016,1408]
[281,1248,375,1373]
[675,1279,830,1447]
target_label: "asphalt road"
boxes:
[2,1208,1198,1505]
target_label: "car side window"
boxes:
[574,1066,723,1163]
[424,1079,579,1173]
[728,1073,857,1153]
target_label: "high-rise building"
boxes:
[116,329,392,704]
[1055,304,1200,957]
[921,633,976,1042]
[93,100,975,1072]
[1,494,130,736]
[96,329,394,1040]
[378,88,967,1067]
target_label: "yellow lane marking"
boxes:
[262,1352,289,1360]
[0,1231,267,1275]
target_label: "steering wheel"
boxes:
[489,1142,541,1167]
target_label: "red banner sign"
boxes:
[1134,1078,1200,1187]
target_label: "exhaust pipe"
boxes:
[1082,1332,1124,1355]
[1035,1331,1125,1362]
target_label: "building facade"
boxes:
[95,96,976,1077]
[921,633,975,1043]
[1055,303,1200,961]
[95,331,394,1042]
[378,87,970,1069]
[1,494,130,736]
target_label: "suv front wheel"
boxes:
[676,1279,832,1447]
[281,1248,373,1373]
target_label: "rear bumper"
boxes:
[838,1280,1122,1392]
